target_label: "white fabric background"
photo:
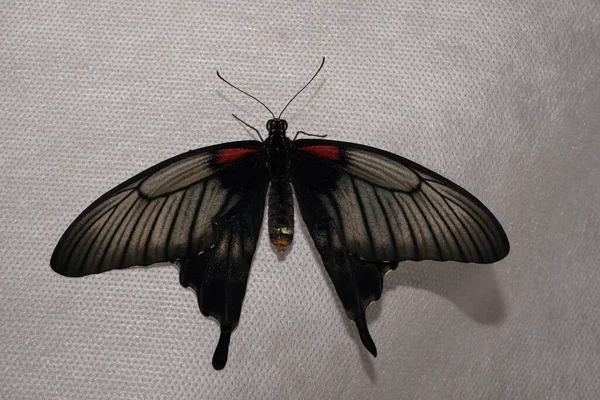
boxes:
[1,1,598,399]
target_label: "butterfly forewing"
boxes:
[291,139,509,264]
[51,140,266,277]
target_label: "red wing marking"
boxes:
[297,145,341,161]
[216,148,259,164]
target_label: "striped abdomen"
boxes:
[268,176,294,251]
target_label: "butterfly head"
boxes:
[266,118,288,135]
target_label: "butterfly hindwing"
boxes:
[178,166,268,370]
[290,181,396,356]
[290,139,509,355]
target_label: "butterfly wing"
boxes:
[178,172,268,370]
[290,139,509,356]
[51,140,269,369]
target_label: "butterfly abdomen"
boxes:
[268,175,294,251]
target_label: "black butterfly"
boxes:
[51,58,509,370]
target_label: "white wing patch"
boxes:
[343,148,420,192]
[140,152,214,198]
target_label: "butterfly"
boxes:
[51,58,509,370]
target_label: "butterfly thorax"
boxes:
[265,119,294,251]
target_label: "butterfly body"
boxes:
[264,118,295,251]
[51,60,509,370]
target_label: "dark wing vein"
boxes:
[165,187,188,260]
[420,183,465,260]
[372,188,398,260]
[142,197,167,265]
[425,180,484,261]
[350,178,376,256]
[119,199,152,268]
[188,181,206,252]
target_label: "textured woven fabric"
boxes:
[1,1,599,398]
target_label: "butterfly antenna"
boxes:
[278,57,325,119]
[217,70,276,119]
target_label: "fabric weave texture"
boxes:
[1,1,598,399]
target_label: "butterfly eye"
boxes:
[282,120,288,131]
[266,119,273,131]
